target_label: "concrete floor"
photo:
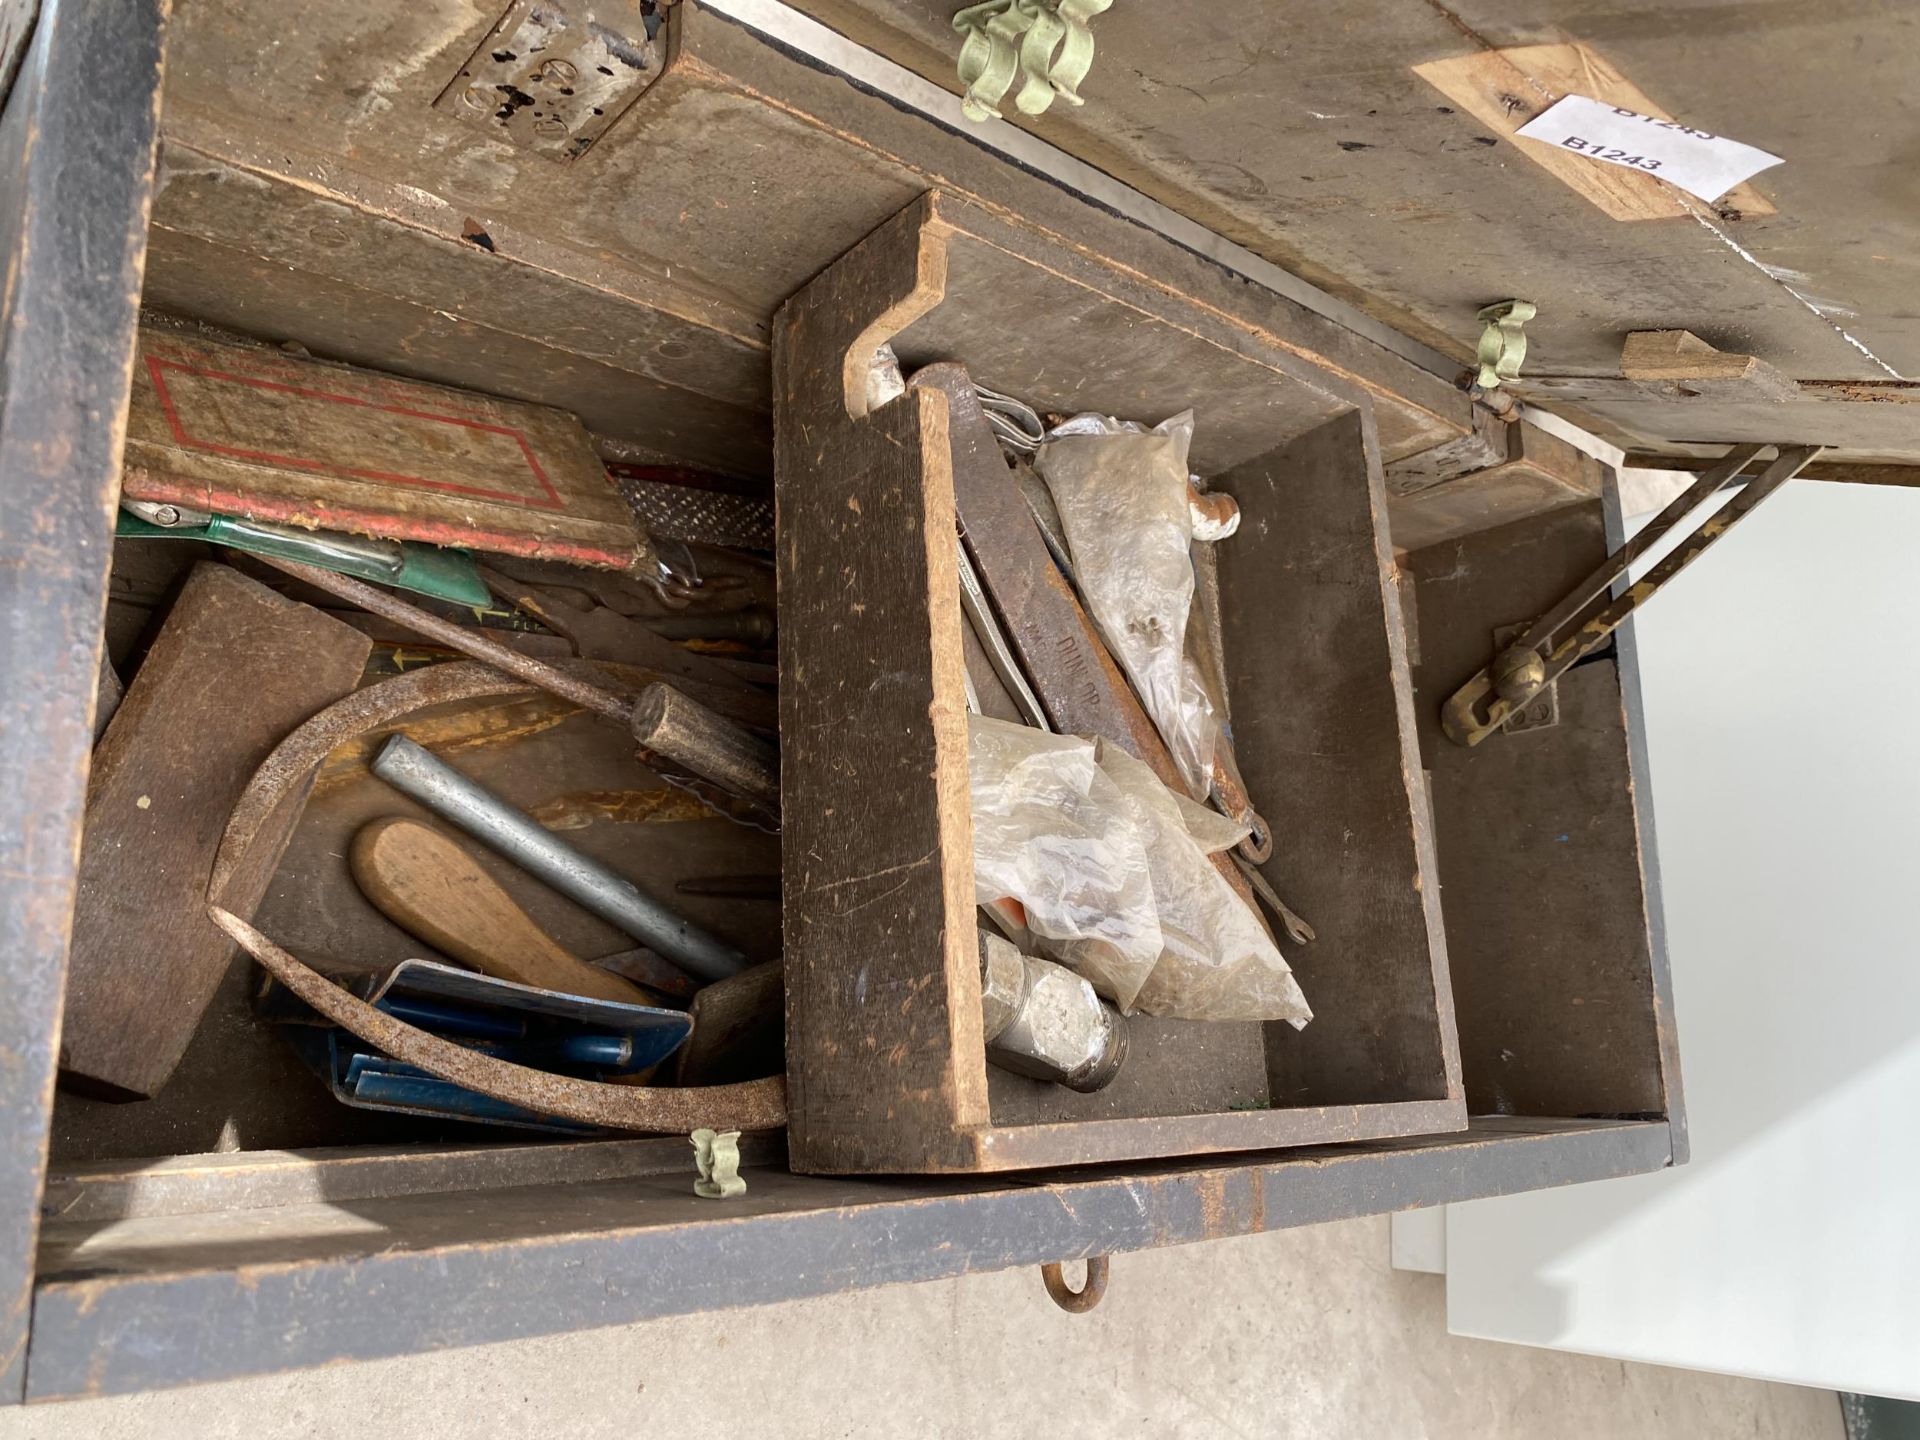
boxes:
[0,1214,1841,1439]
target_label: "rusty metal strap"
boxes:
[207,661,788,1134]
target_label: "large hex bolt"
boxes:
[978,930,1128,1093]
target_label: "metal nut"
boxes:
[985,946,1127,1093]
[533,58,578,84]
[531,115,569,138]
[979,930,1026,1042]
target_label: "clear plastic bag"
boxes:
[967,716,1162,1009]
[968,715,1312,1025]
[1094,741,1312,1026]
[1035,412,1221,799]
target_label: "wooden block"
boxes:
[1414,42,1775,222]
[1387,419,1605,552]
[1384,403,1508,498]
[121,322,643,568]
[60,563,372,1100]
[1618,330,1800,400]
[675,961,784,1086]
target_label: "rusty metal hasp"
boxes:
[1442,443,1823,747]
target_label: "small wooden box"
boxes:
[773,194,1465,1174]
[122,323,643,568]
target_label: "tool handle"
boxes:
[632,683,780,811]
[350,817,662,1007]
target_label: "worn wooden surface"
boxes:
[1389,418,1606,550]
[780,200,1467,1173]
[1407,503,1672,1123]
[40,1133,787,1226]
[792,0,1916,392]
[1413,41,1775,222]
[123,322,641,567]
[26,1117,1675,1401]
[0,0,166,1399]
[141,0,1477,484]
[348,817,660,1006]
[1621,453,1920,489]
[1384,402,1507,497]
[61,565,372,1102]
[893,206,1351,477]
[774,199,988,1174]
[1516,378,1920,461]
[1214,411,1461,1113]
[984,1017,1269,1129]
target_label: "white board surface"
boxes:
[1443,480,1920,1399]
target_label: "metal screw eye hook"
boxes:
[1040,1254,1110,1313]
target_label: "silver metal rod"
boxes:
[371,736,746,981]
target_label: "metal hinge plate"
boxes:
[433,0,665,162]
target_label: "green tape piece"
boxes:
[691,1128,746,1199]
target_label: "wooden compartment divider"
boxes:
[773,192,1465,1174]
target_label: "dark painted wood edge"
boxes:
[0,0,167,1404]
[1361,405,1467,1109]
[40,1134,790,1226]
[24,1118,1672,1402]
[1602,470,1688,1163]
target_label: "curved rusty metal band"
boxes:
[207,660,788,1134]
[1040,1255,1110,1313]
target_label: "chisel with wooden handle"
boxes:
[350,816,672,1008]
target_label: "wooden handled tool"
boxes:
[632,682,780,812]
[350,816,665,1007]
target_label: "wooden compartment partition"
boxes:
[773,193,1464,1174]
